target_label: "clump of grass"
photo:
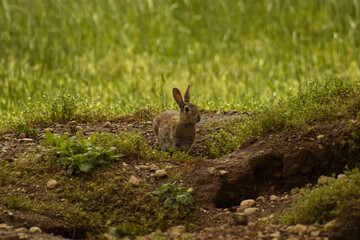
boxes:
[0,86,118,133]
[4,194,27,210]
[94,131,193,163]
[278,168,360,225]
[204,77,360,158]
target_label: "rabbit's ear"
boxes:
[173,88,185,108]
[184,85,190,103]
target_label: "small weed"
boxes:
[152,183,194,209]
[4,194,27,210]
[42,131,123,176]
[278,168,360,225]
[17,124,37,138]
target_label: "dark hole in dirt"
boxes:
[48,227,88,239]
[214,153,284,208]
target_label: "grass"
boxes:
[278,168,360,225]
[0,0,360,115]
[204,77,360,158]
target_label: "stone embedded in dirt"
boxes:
[317,134,325,140]
[270,195,279,201]
[167,225,186,238]
[19,133,26,138]
[129,175,140,186]
[233,213,248,225]
[256,196,265,202]
[14,227,28,233]
[151,170,167,178]
[0,223,12,229]
[239,199,256,209]
[29,226,42,234]
[207,167,216,174]
[20,138,34,142]
[289,224,307,234]
[46,179,59,189]
[270,231,281,238]
[337,173,349,181]
[244,207,258,215]
[138,165,151,171]
[317,175,336,185]
[219,170,228,176]
[102,122,112,128]
[187,187,195,194]
[311,230,321,237]
[324,219,337,230]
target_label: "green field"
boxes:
[1,0,359,114]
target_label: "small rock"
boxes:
[317,135,325,140]
[290,224,307,234]
[337,174,349,181]
[233,213,248,225]
[20,138,34,142]
[138,165,151,170]
[270,195,279,201]
[256,196,265,202]
[15,227,28,233]
[207,167,216,174]
[29,226,42,234]
[187,187,195,194]
[311,230,321,237]
[307,225,317,232]
[244,207,258,215]
[239,199,256,209]
[318,175,335,185]
[168,225,186,238]
[270,231,281,238]
[46,179,58,189]
[19,133,26,138]
[258,231,266,238]
[152,170,167,178]
[103,122,112,128]
[0,223,12,229]
[219,170,228,176]
[13,171,23,177]
[129,175,140,186]
[324,219,337,230]
[247,222,256,228]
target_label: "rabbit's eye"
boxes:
[185,107,190,112]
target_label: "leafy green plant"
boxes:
[41,131,123,176]
[152,183,194,209]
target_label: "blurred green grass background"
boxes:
[1,0,359,114]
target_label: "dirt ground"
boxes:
[0,110,358,239]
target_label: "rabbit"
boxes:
[153,85,201,152]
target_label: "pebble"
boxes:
[270,195,279,201]
[187,187,195,194]
[29,226,42,234]
[290,224,307,234]
[324,219,337,230]
[129,175,140,186]
[239,199,256,209]
[337,174,349,181]
[244,207,258,215]
[102,122,112,128]
[14,227,28,233]
[317,135,325,140]
[317,175,336,185]
[0,223,12,229]
[256,196,265,202]
[138,165,151,170]
[151,170,167,178]
[46,179,58,189]
[233,213,248,225]
[167,225,186,238]
[219,170,228,176]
